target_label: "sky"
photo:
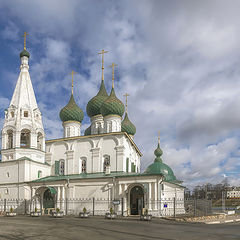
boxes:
[0,0,240,188]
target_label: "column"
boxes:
[57,187,61,209]
[62,186,65,213]
[148,182,152,210]
[90,148,100,173]
[123,184,128,215]
[66,150,74,175]
[15,131,21,148]
[115,146,125,172]
[154,182,158,210]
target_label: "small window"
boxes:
[11,112,14,118]
[81,158,87,173]
[6,172,10,178]
[59,160,65,175]
[38,170,42,178]
[5,188,9,194]
[103,155,110,172]
[24,111,28,117]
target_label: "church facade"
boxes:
[0,44,185,217]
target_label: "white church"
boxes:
[0,41,185,217]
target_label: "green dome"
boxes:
[20,49,30,58]
[100,88,125,117]
[59,94,84,123]
[86,80,108,117]
[121,113,136,135]
[144,142,177,182]
[84,125,91,136]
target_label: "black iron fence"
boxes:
[0,198,213,217]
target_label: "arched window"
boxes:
[38,170,42,178]
[11,112,14,118]
[81,158,87,173]
[59,159,65,175]
[20,129,30,148]
[103,155,110,172]
[7,130,13,149]
[37,132,43,150]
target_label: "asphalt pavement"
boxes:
[0,215,239,240]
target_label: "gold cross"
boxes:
[69,70,77,94]
[123,93,130,113]
[158,131,160,144]
[98,49,108,81]
[22,32,29,50]
[110,63,117,88]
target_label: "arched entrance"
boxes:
[43,187,56,213]
[130,186,144,215]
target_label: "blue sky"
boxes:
[0,0,240,188]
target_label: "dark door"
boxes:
[43,188,55,213]
[130,186,144,215]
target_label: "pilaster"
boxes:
[90,147,100,173]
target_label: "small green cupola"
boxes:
[144,136,177,182]
[121,113,136,136]
[86,80,109,117]
[59,93,84,123]
[20,49,30,58]
[121,94,136,136]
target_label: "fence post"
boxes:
[65,198,68,215]
[4,199,6,212]
[92,197,95,216]
[173,197,176,218]
[194,198,196,217]
[24,199,27,215]
[121,198,124,216]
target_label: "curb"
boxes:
[205,218,240,224]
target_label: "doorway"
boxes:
[43,188,56,214]
[130,186,144,215]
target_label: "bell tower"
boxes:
[1,33,45,163]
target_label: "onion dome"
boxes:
[144,141,177,182]
[20,49,30,58]
[86,80,108,118]
[121,113,136,135]
[84,125,91,136]
[100,88,125,117]
[59,94,84,123]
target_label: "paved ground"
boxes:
[0,215,240,240]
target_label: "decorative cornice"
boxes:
[46,132,142,156]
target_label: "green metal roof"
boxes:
[121,113,136,136]
[59,94,84,123]
[144,141,177,182]
[32,171,141,182]
[86,80,108,117]
[100,88,125,117]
